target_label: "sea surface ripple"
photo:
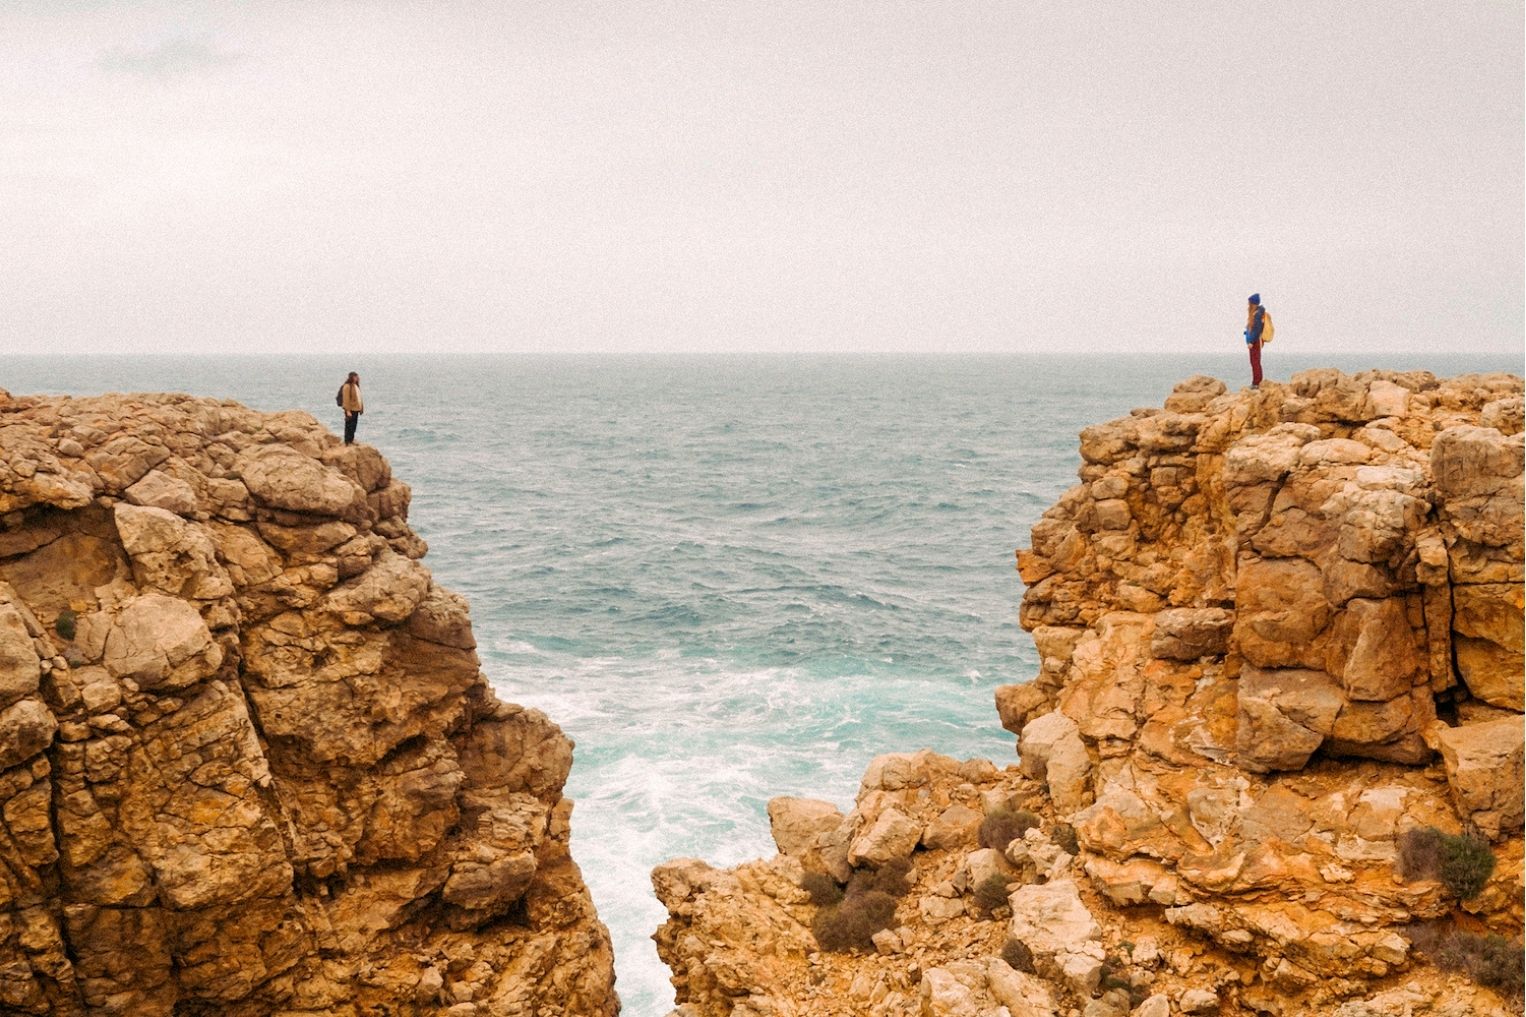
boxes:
[2,351,1516,1014]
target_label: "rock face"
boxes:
[0,391,617,1016]
[652,371,1524,1017]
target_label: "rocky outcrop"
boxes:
[652,371,1524,1017]
[0,390,617,1016]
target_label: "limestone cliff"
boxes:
[0,390,618,1016]
[651,370,1524,1017]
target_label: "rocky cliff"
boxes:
[0,390,618,1016]
[652,370,1524,1017]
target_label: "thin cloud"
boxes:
[97,36,241,79]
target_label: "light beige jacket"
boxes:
[341,382,364,414]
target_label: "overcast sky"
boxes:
[2,1,1521,355]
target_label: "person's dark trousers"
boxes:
[344,413,359,444]
[1248,342,1263,386]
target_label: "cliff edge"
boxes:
[0,390,618,1016]
[652,370,1524,1017]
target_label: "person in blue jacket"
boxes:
[1244,294,1269,387]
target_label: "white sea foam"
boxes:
[7,353,1514,1016]
[488,654,1006,1013]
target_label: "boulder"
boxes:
[1452,582,1526,710]
[919,967,985,1017]
[922,803,983,849]
[1431,425,1524,500]
[1323,597,1424,703]
[962,847,1010,892]
[1434,717,1525,841]
[1163,375,1228,414]
[1233,558,1333,670]
[0,602,42,708]
[1019,711,1091,812]
[102,594,223,691]
[0,697,57,769]
[985,958,1060,1017]
[125,469,200,515]
[406,585,478,649]
[236,444,364,517]
[860,750,953,791]
[1235,667,1342,771]
[1151,607,1233,660]
[324,550,431,626]
[1006,880,1100,974]
[848,807,921,868]
[766,797,843,858]
[1179,988,1219,1014]
[114,503,234,601]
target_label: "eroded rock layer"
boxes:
[0,390,617,1016]
[652,370,1524,1017]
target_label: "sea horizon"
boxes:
[1,351,1519,1013]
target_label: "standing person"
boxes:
[338,371,364,445]
[1244,293,1272,388]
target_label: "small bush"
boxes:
[1051,822,1079,856]
[54,609,77,641]
[973,872,1012,913]
[1098,955,1135,997]
[1398,827,1444,881]
[1457,934,1524,996]
[848,858,913,900]
[1407,922,1524,998]
[979,808,1041,852]
[799,870,843,907]
[1439,834,1496,901]
[1398,826,1495,900]
[811,889,897,953]
[1001,937,1034,973]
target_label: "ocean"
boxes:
[2,351,1518,1014]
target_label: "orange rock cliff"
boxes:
[652,370,1524,1017]
[0,390,618,1016]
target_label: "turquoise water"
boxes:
[2,351,1518,1013]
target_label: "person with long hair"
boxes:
[338,371,364,445]
[1244,294,1271,388]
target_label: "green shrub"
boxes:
[810,889,897,953]
[1407,922,1524,998]
[1000,937,1034,973]
[973,872,1012,913]
[1454,934,1524,996]
[799,870,843,907]
[1098,955,1136,997]
[1398,826,1495,900]
[979,808,1041,853]
[1051,822,1079,855]
[54,609,77,641]
[1439,833,1496,901]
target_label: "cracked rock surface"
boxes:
[0,390,617,1016]
[652,371,1522,1017]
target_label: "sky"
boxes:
[1,1,1521,356]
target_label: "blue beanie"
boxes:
[1248,293,1260,305]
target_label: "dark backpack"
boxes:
[336,384,345,408]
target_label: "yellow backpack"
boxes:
[1260,309,1274,345]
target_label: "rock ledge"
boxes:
[0,391,618,1016]
[652,370,1524,1017]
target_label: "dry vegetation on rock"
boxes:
[652,370,1524,1017]
[0,390,617,1016]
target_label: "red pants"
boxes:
[1248,342,1263,386]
